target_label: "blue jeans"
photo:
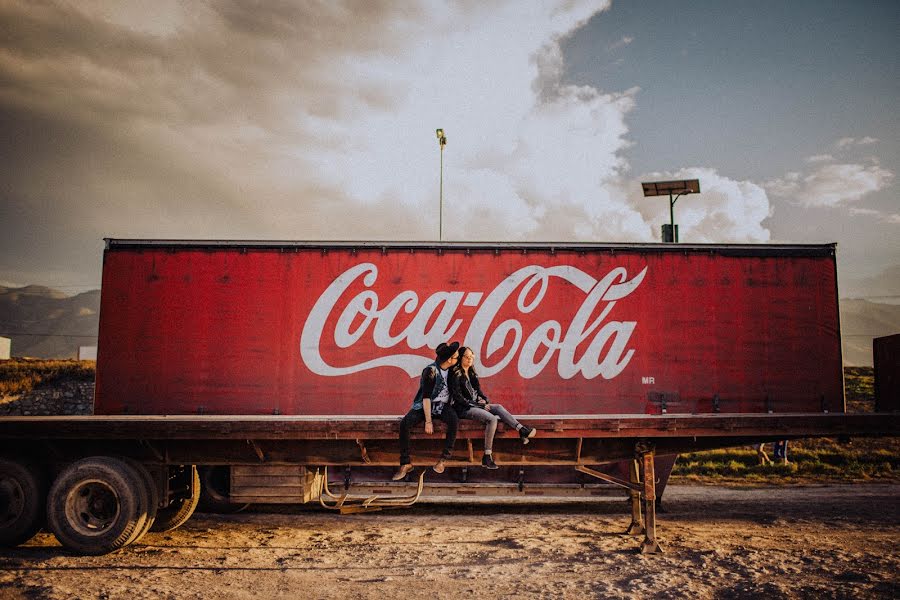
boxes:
[458,404,521,453]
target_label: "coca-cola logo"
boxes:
[300,263,647,380]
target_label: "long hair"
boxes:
[453,346,478,380]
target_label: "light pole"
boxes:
[436,128,447,240]
[641,179,700,243]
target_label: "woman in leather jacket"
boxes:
[449,346,536,469]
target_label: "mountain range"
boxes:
[1,285,897,366]
[0,286,100,359]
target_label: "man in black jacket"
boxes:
[392,341,460,480]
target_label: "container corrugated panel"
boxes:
[94,241,843,416]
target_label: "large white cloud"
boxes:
[1,0,784,291]
[627,168,772,243]
[768,162,893,208]
[2,0,652,246]
[766,139,894,209]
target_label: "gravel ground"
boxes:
[1,483,897,599]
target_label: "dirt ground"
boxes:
[0,483,897,600]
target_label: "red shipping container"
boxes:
[95,241,843,416]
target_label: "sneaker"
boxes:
[432,459,446,474]
[391,463,413,481]
[481,454,499,469]
[519,426,537,444]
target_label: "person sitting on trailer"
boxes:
[392,341,461,480]
[449,346,536,470]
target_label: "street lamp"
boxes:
[641,179,700,243]
[436,128,447,240]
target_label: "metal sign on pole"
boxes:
[641,179,700,243]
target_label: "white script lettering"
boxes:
[299,262,647,379]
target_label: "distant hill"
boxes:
[0,285,100,358]
[1,285,898,364]
[839,299,900,367]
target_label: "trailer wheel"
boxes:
[197,466,249,514]
[0,457,47,547]
[47,456,144,555]
[120,458,159,543]
[150,466,200,533]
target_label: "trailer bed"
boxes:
[2,413,895,466]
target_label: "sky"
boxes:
[0,0,898,303]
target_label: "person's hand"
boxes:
[483,403,491,411]
[425,421,434,434]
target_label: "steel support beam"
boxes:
[626,459,644,536]
[639,445,662,554]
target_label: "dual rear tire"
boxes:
[3,457,206,554]
[46,458,202,553]
[0,457,47,547]
[46,456,149,555]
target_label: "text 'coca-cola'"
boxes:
[300,262,648,380]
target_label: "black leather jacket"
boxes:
[449,366,489,413]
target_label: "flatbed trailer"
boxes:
[2,238,897,555]
[1,412,896,554]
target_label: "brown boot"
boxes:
[392,463,413,481]
[432,459,446,474]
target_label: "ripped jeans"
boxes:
[457,404,521,454]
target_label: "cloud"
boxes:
[766,137,894,210]
[767,162,894,207]
[608,36,634,51]
[836,136,878,147]
[628,167,772,243]
[1,0,654,252]
[848,207,881,217]
[0,0,780,288]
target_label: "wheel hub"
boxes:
[65,479,120,535]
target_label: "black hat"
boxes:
[435,341,460,363]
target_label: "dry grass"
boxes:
[0,358,95,396]
[673,438,899,484]
[673,366,899,484]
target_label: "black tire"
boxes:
[0,457,47,547]
[150,466,200,533]
[197,466,249,514]
[120,458,158,543]
[46,456,144,555]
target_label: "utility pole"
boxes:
[436,128,447,240]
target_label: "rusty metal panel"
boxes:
[94,242,842,416]
[874,334,900,412]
